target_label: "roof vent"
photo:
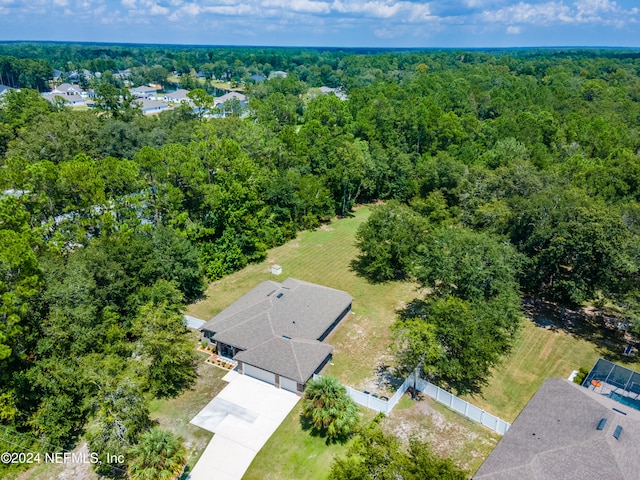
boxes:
[597,418,607,430]
[276,292,284,299]
[613,425,623,440]
[282,335,291,339]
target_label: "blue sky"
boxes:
[0,0,638,48]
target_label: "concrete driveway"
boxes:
[188,371,300,480]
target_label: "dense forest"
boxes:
[1,42,640,476]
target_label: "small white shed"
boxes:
[271,264,282,275]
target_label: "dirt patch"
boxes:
[382,393,499,473]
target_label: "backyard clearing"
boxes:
[187,206,417,391]
[463,302,640,422]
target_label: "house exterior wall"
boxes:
[318,303,352,342]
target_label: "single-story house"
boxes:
[42,93,86,106]
[51,83,84,96]
[269,70,288,79]
[114,69,132,79]
[163,89,191,103]
[319,86,348,100]
[201,278,352,394]
[214,91,246,107]
[212,91,247,117]
[130,86,158,99]
[137,98,170,115]
[0,84,12,97]
[249,74,265,83]
[473,378,640,480]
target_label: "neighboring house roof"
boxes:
[250,74,265,82]
[214,91,246,106]
[269,70,288,79]
[52,83,83,95]
[137,98,169,114]
[42,93,85,105]
[235,337,333,384]
[203,278,352,382]
[0,84,11,95]
[130,86,158,97]
[474,378,640,480]
[63,94,85,105]
[164,88,190,101]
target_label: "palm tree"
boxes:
[302,375,359,440]
[127,428,187,480]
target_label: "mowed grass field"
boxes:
[465,314,640,423]
[187,205,417,390]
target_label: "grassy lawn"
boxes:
[464,310,640,423]
[244,404,377,480]
[187,206,417,391]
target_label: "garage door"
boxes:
[280,376,298,393]
[243,364,276,385]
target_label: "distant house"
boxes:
[268,70,288,79]
[60,94,86,106]
[318,86,348,100]
[249,74,265,83]
[201,278,352,393]
[213,91,247,117]
[114,69,132,79]
[474,378,640,480]
[42,92,85,106]
[130,86,158,99]
[82,89,97,99]
[0,84,12,97]
[162,89,191,103]
[214,91,246,107]
[51,83,84,96]
[137,98,169,115]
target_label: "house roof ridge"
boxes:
[288,338,304,383]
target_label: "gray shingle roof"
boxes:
[235,337,333,383]
[474,378,640,480]
[203,278,352,343]
[202,278,352,382]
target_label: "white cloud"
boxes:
[332,1,402,18]
[149,3,169,15]
[263,0,330,14]
[53,0,69,6]
[121,0,136,8]
[481,0,638,27]
[506,24,520,33]
[483,2,572,26]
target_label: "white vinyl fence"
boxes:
[323,373,510,435]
